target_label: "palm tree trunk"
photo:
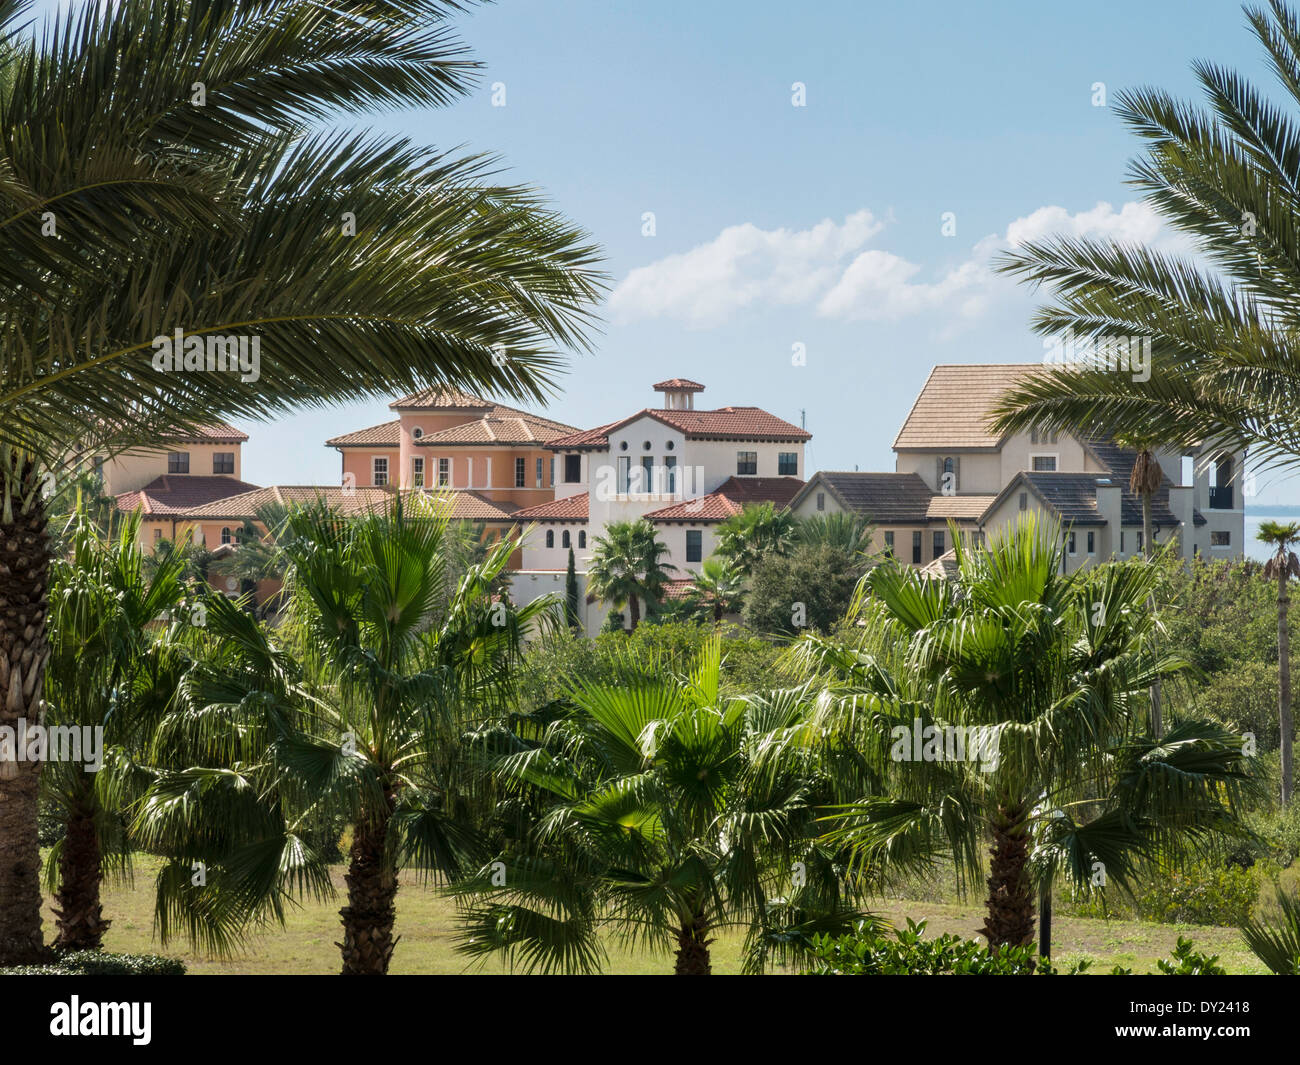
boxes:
[673,911,712,975]
[0,452,52,965]
[1142,489,1163,738]
[628,594,640,632]
[1037,879,1052,963]
[1279,566,1294,807]
[981,798,1035,950]
[54,801,110,951]
[339,798,398,975]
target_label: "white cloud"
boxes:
[609,201,1185,328]
[607,210,885,327]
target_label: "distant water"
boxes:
[1244,509,1300,562]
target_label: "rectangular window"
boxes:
[686,529,703,563]
[564,454,582,483]
[1031,455,1057,472]
[665,456,677,494]
[778,452,798,476]
[736,450,757,476]
[212,452,234,475]
[617,456,630,494]
[1018,491,1028,511]
[912,531,923,565]
[884,531,895,557]
[1137,531,1144,551]
[816,492,825,511]
[515,457,526,488]
[933,530,945,561]
[1211,530,1231,546]
[1120,531,1126,552]
[438,458,451,487]
[372,456,388,486]
[641,456,655,494]
[1031,428,1059,446]
[168,451,189,474]
[1068,531,1077,554]
[1087,530,1095,554]
[412,457,424,488]
[536,457,544,488]
[153,528,162,542]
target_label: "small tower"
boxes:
[653,378,705,411]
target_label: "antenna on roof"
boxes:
[801,408,806,430]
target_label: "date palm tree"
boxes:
[453,636,872,974]
[1259,519,1300,805]
[586,519,675,631]
[135,497,553,971]
[789,514,1258,955]
[0,0,602,963]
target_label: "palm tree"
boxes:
[985,4,1300,514]
[0,0,602,964]
[586,519,675,631]
[715,503,797,576]
[687,557,744,625]
[1242,886,1300,974]
[789,514,1258,955]
[135,497,552,971]
[1259,519,1300,805]
[453,637,872,974]
[41,510,187,950]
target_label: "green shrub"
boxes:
[1136,861,1259,926]
[1154,937,1228,975]
[804,919,1044,975]
[0,951,185,976]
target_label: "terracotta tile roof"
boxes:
[511,493,589,522]
[645,476,804,522]
[326,420,402,447]
[163,422,249,445]
[416,409,578,447]
[793,472,934,524]
[920,549,961,581]
[893,364,1048,450]
[660,578,696,601]
[114,476,260,516]
[549,407,810,449]
[653,378,705,392]
[926,494,998,521]
[388,387,496,411]
[177,486,517,522]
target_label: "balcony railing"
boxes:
[1208,485,1234,510]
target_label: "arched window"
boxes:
[221,527,233,545]
[579,530,586,549]
[562,530,571,548]
[545,530,554,548]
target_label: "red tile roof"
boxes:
[177,486,518,522]
[511,493,589,521]
[114,476,260,516]
[645,476,804,522]
[388,387,496,411]
[415,409,578,447]
[653,378,705,392]
[326,420,401,447]
[660,578,696,601]
[549,408,810,450]
[164,423,249,444]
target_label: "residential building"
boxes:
[325,387,579,509]
[513,379,809,632]
[792,364,1245,571]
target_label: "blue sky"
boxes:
[39,0,1300,503]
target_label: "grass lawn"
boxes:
[41,854,1271,974]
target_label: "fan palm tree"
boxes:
[41,509,187,950]
[797,511,875,558]
[788,513,1258,955]
[0,0,602,963]
[134,497,553,971]
[452,636,873,974]
[586,519,675,631]
[1242,886,1300,973]
[715,503,797,577]
[1259,519,1300,805]
[688,557,744,625]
